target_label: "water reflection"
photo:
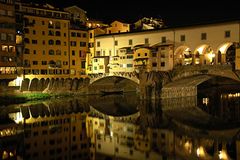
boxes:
[0,90,240,160]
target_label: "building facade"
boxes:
[15,2,89,79]
[93,20,240,74]
[0,0,17,80]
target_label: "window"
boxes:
[115,40,118,46]
[97,41,100,47]
[33,61,38,65]
[71,32,76,37]
[145,53,147,56]
[33,50,36,54]
[138,53,140,57]
[77,33,81,37]
[42,21,45,25]
[33,30,36,34]
[129,39,132,45]
[56,50,61,55]
[56,40,61,45]
[152,62,157,67]
[55,31,61,36]
[32,40,37,44]
[152,52,157,57]
[145,38,149,44]
[225,30,231,38]
[81,61,86,69]
[161,62,165,67]
[201,33,207,40]
[161,53,165,58]
[161,36,166,43]
[72,60,75,65]
[1,33,7,40]
[72,50,75,56]
[127,64,133,67]
[80,42,86,47]
[180,35,185,42]
[70,41,76,46]
[42,31,45,35]
[48,30,54,36]
[42,61,47,65]
[89,33,92,38]
[48,40,54,45]
[83,33,87,38]
[49,50,54,55]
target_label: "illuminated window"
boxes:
[99,65,103,69]
[9,46,15,52]
[2,45,8,51]
[225,30,230,38]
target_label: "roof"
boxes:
[96,18,240,38]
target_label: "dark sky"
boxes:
[24,0,240,26]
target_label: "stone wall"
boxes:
[20,78,90,94]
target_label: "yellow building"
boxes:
[17,3,70,79]
[87,28,106,74]
[69,28,89,78]
[109,47,134,73]
[13,102,91,160]
[106,20,130,34]
[0,0,17,80]
[15,3,90,79]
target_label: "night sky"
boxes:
[23,0,240,27]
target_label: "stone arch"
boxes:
[216,42,234,64]
[174,46,192,66]
[193,44,214,65]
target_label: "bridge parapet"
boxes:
[89,72,140,84]
[171,64,239,81]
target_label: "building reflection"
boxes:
[4,93,240,160]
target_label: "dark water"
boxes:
[1,89,240,160]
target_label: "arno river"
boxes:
[1,86,240,160]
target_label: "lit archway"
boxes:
[216,42,234,64]
[174,46,192,66]
[194,44,215,65]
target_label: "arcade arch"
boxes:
[174,46,192,66]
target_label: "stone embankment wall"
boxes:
[20,78,90,94]
[138,71,172,100]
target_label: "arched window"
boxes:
[55,21,61,29]
[56,40,61,45]
[55,31,61,36]
[56,49,61,55]
[48,40,54,45]
[49,49,54,55]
